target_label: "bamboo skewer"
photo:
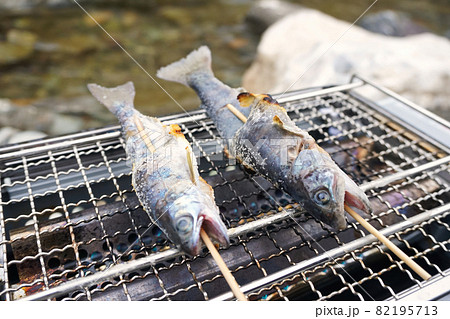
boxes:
[345,204,431,280]
[226,103,432,282]
[225,104,247,123]
[200,229,248,301]
[186,147,197,185]
[134,116,156,153]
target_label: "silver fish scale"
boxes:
[0,77,449,301]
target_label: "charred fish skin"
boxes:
[234,93,372,230]
[87,82,229,256]
[157,46,250,147]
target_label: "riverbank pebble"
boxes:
[0,95,116,146]
[7,130,47,145]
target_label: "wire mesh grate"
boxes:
[0,79,449,301]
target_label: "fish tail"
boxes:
[157,46,212,86]
[87,81,135,117]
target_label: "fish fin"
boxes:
[273,114,284,126]
[185,146,197,185]
[273,115,305,137]
[157,46,212,86]
[237,92,256,107]
[87,81,135,116]
[199,176,214,197]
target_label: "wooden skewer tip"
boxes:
[200,229,248,301]
[225,104,247,123]
[345,204,431,281]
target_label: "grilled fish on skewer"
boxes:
[157,46,372,230]
[234,93,372,230]
[87,81,229,255]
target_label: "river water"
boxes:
[0,0,448,126]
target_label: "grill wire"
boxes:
[0,81,449,301]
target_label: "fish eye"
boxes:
[314,189,330,205]
[176,216,193,234]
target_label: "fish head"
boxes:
[292,148,373,229]
[292,149,347,230]
[165,191,229,256]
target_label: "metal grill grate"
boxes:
[0,76,449,301]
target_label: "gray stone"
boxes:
[0,99,13,113]
[0,127,19,145]
[358,10,429,37]
[0,95,116,136]
[0,29,37,66]
[8,130,47,144]
[243,9,450,119]
[49,114,85,136]
[0,100,52,133]
[0,0,40,11]
[0,0,81,12]
[33,95,108,117]
[6,29,37,47]
[34,42,60,53]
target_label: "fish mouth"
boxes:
[181,214,230,256]
[342,172,372,218]
[324,176,347,231]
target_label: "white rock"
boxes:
[0,99,13,113]
[49,114,84,136]
[245,0,303,34]
[8,130,47,144]
[243,9,450,115]
[0,127,19,145]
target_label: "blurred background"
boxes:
[0,0,449,145]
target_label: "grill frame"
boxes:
[0,75,449,301]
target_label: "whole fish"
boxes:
[233,93,372,229]
[157,47,372,230]
[87,81,229,255]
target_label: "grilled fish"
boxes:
[157,46,372,230]
[87,81,229,255]
[233,93,372,229]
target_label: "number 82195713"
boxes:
[375,305,438,316]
